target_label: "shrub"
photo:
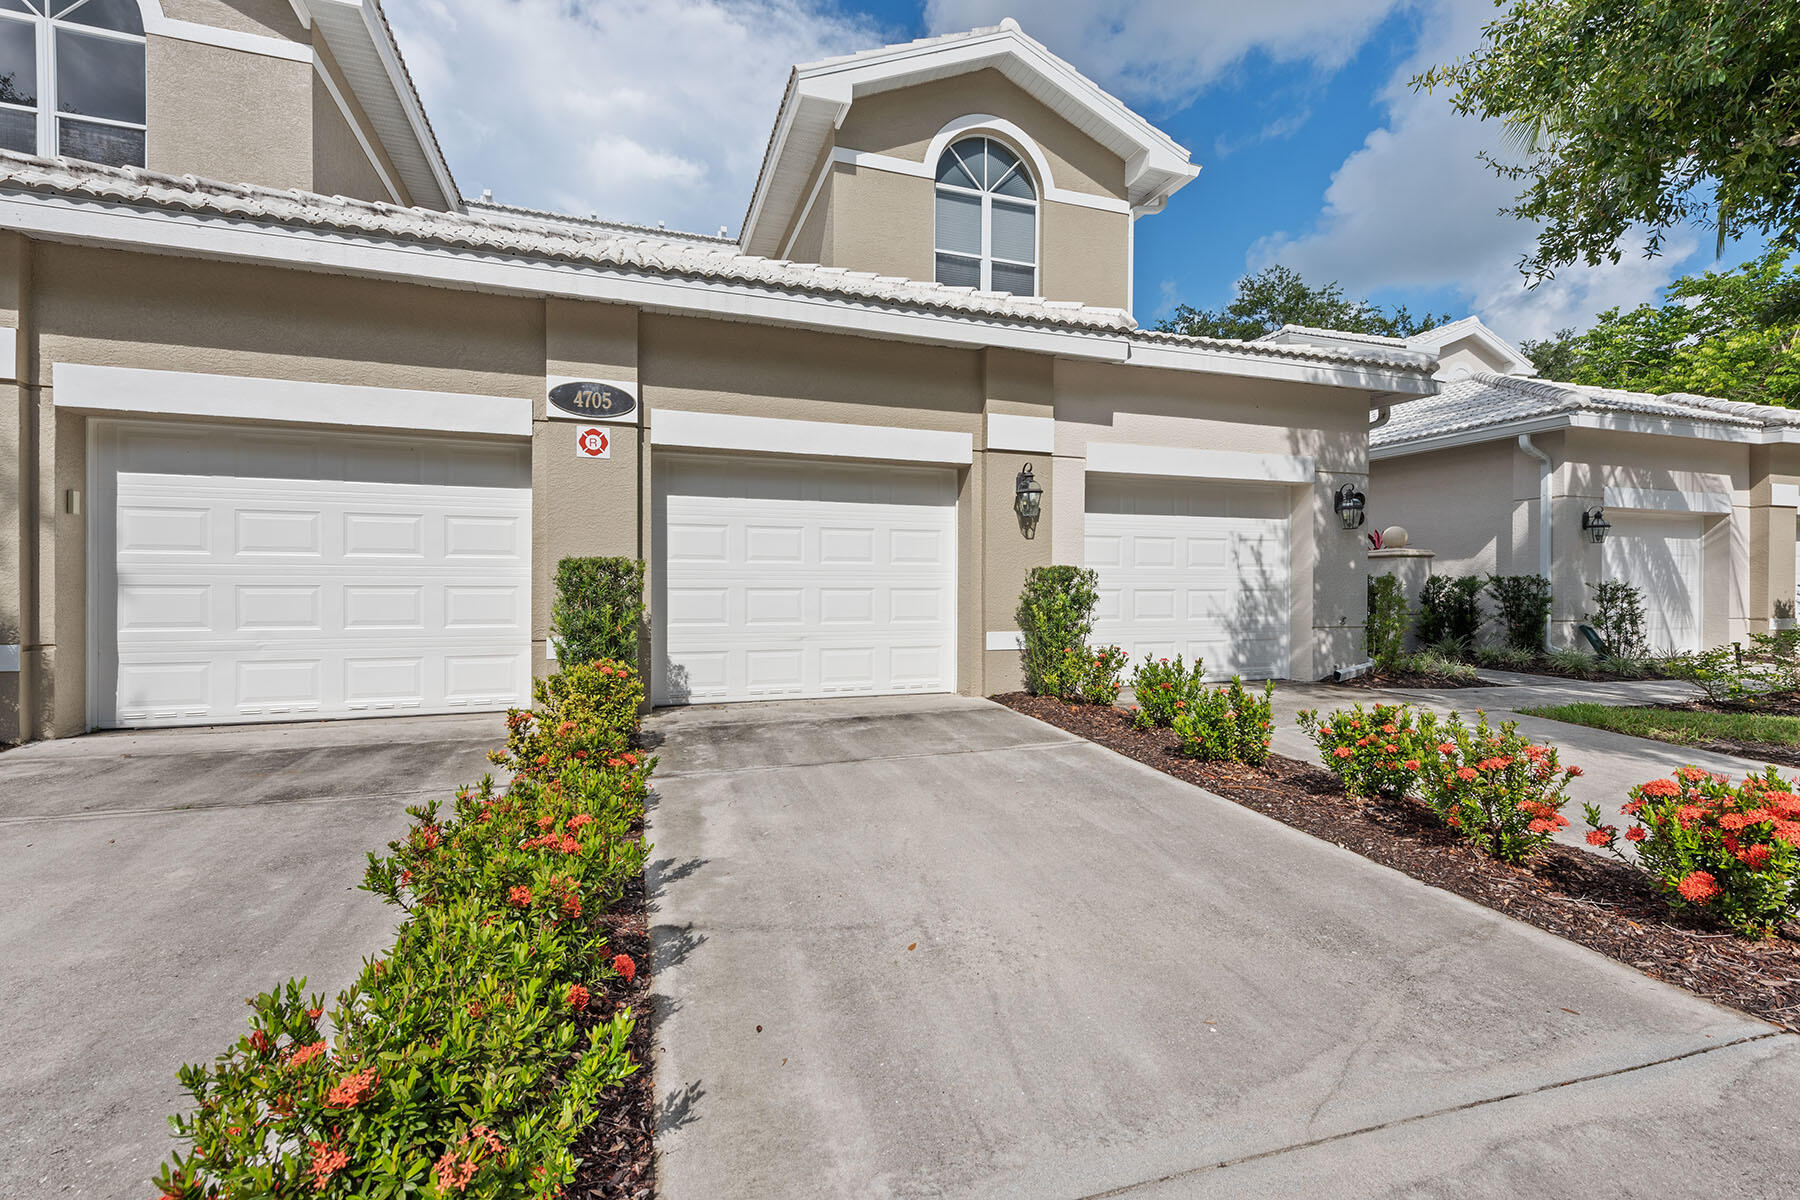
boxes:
[1016,566,1100,696]
[1487,574,1551,651]
[1413,710,1579,863]
[1366,574,1409,667]
[1298,702,1425,800]
[1050,643,1127,706]
[1545,646,1598,678]
[1128,653,1207,728]
[1474,645,1536,671]
[1174,677,1275,765]
[155,661,654,1199]
[1417,574,1485,648]
[1585,766,1800,937]
[1402,650,1480,682]
[551,556,646,667]
[1584,580,1648,660]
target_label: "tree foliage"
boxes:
[1156,265,1450,340]
[1415,0,1800,279]
[1518,250,1800,405]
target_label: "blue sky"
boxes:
[383,0,1749,345]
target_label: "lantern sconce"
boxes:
[1014,462,1044,539]
[1582,506,1611,544]
[1333,482,1367,531]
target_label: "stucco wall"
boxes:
[311,39,412,206]
[160,0,308,41]
[146,37,313,191]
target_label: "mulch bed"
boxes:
[1335,668,1494,690]
[995,692,1800,1032]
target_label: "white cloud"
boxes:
[1248,0,1696,342]
[383,0,886,232]
[922,0,1407,107]
[1153,278,1182,321]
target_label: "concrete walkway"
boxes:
[1265,671,1788,855]
[0,713,505,1199]
[647,695,1800,1199]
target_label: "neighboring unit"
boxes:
[0,8,1440,742]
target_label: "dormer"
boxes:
[739,19,1197,314]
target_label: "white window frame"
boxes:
[933,135,1038,297]
[0,1,147,167]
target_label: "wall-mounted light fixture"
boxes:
[1581,506,1611,544]
[1014,462,1044,539]
[1333,482,1366,531]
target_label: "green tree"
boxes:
[1416,0,1800,279]
[1519,250,1800,406]
[1157,264,1450,340]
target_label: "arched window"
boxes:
[0,1,146,168]
[934,135,1036,296]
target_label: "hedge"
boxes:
[153,659,654,1199]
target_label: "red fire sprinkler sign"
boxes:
[575,426,611,459]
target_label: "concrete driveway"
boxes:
[648,695,1800,1199]
[0,713,505,1199]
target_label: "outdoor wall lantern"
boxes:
[1015,462,1044,539]
[1582,506,1611,544]
[1334,482,1367,531]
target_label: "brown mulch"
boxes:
[1693,693,1800,719]
[996,692,1800,1032]
[1336,668,1494,690]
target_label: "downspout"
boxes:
[1517,434,1553,649]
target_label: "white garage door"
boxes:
[1085,477,1291,680]
[654,454,957,704]
[1603,512,1703,654]
[93,421,531,728]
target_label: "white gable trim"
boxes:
[1085,443,1315,484]
[834,146,1130,215]
[651,409,974,465]
[1602,486,1734,516]
[311,52,404,205]
[51,363,532,437]
[145,16,312,63]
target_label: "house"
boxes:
[0,6,1440,743]
[1344,318,1800,654]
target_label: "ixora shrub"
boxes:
[550,556,646,667]
[1412,710,1580,864]
[1128,653,1207,729]
[1365,574,1409,667]
[1049,643,1128,705]
[1174,677,1275,765]
[1585,767,1800,937]
[1298,702,1425,799]
[154,661,654,1200]
[1486,574,1551,651]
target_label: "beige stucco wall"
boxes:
[147,37,313,191]
[824,165,932,281]
[0,234,25,742]
[311,39,412,206]
[160,0,309,41]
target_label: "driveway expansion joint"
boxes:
[0,785,451,827]
[653,737,1084,780]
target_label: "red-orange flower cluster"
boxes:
[612,953,637,983]
[327,1067,378,1108]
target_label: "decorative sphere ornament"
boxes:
[1381,525,1409,549]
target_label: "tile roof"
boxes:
[0,151,1431,375]
[1256,324,1410,348]
[462,197,734,247]
[1372,371,1800,450]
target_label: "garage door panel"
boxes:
[656,455,956,704]
[99,426,530,728]
[1603,513,1703,654]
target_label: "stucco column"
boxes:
[0,234,23,742]
[1747,446,1799,633]
[977,348,1055,695]
[537,300,642,675]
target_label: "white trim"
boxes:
[650,409,973,465]
[287,0,312,30]
[1084,443,1316,484]
[778,150,836,261]
[349,0,459,211]
[51,363,532,436]
[0,643,18,672]
[145,16,312,62]
[834,146,1130,215]
[1772,483,1800,508]
[985,631,1021,652]
[311,51,403,205]
[1602,485,1734,516]
[985,413,1054,454]
[0,328,16,382]
[1374,409,1789,459]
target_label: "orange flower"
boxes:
[1638,778,1680,797]
[308,1139,349,1188]
[1676,871,1721,904]
[508,885,532,907]
[288,1041,327,1067]
[1333,747,1353,759]
[1625,826,1647,842]
[326,1067,378,1108]
[567,983,591,1011]
[612,953,637,983]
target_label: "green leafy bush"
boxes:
[1584,580,1648,659]
[1174,677,1275,765]
[1486,574,1551,651]
[551,557,646,667]
[155,661,654,1199]
[1474,645,1536,671]
[1365,574,1409,667]
[1298,702,1423,799]
[1044,643,1127,706]
[1016,565,1100,697]
[1401,650,1480,682]
[1585,766,1800,937]
[1128,653,1207,729]
[1412,710,1578,863]
[1417,574,1485,648]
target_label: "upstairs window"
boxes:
[934,135,1036,296]
[0,1,146,169]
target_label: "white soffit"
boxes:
[652,409,974,465]
[986,413,1054,454]
[1085,443,1315,484]
[52,363,531,437]
[1602,485,1734,516]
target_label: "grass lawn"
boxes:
[1521,702,1800,749]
